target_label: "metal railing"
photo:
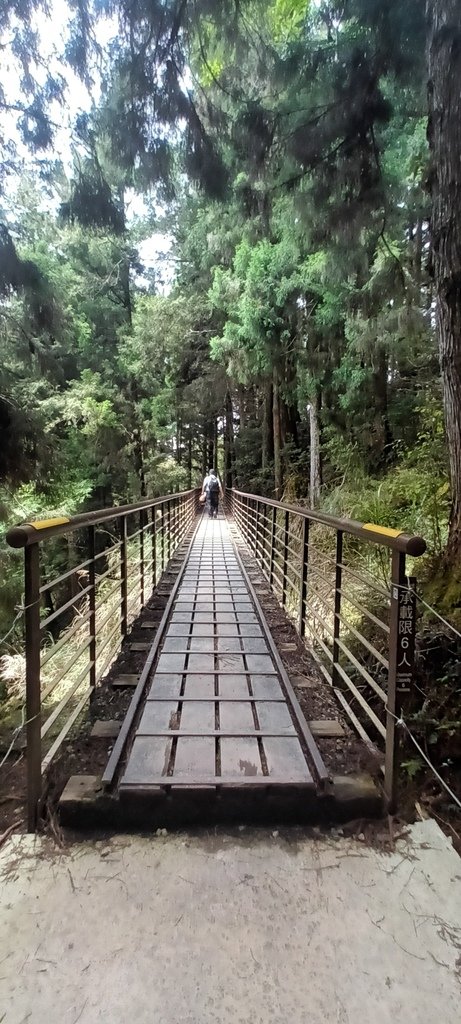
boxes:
[6,489,199,828]
[229,488,426,810]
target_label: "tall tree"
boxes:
[427,0,461,559]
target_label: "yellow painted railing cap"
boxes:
[27,517,70,530]
[362,523,403,539]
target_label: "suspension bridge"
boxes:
[4,488,426,830]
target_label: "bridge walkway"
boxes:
[113,514,328,814]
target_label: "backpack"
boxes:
[207,475,219,495]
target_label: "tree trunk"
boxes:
[130,377,146,497]
[273,368,282,498]
[262,379,273,470]
[246,386,257,426]
[414,215,424,293]
[121,258,132,328]
[213,417,218,473]
[202,432,208,479]
[309,395,321,509]
[427,1,461,557]
[371,345,393,470]
[280,396,299,449]
[282,347,299,448]
[187,431,192,489]
[132,420,146,498]
[224,390,234,488]
[207,426,214,470]
[176,415,182,465]
[238,386,246,430]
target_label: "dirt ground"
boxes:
[2,821,460,1024]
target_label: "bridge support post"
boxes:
[167,501,172,563]
[170,500,175,557]
[282,510,289,607]
[139,508,146,607]
[331,530,343,686]
[244,495,249,540]
[120,516,128,636]
[161,505,165,571]
[25,543,41,831]
[255,500,260,562]
[298,517,309,636]
[151,508,157,588]
[269,505,277,587]
[88,525,96,690]
[261,501,269,574]
[385,551,415,812]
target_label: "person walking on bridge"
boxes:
[201,468,223,519]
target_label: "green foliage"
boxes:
[210,233,305,381]
[148,458,190,497]
[268,0,310,44]
[0,0,456,639]
[401,758,423,780]
[323,396,449,560]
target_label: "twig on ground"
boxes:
[0,819,22,848]
[71,999,88,1024]
[67,867,77,893]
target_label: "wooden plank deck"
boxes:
[119,516,321,797]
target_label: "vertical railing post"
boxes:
[24,543,41,832]
[167,500,172,562]
[161,503,165,571]
[120,515,128,636]
[151,506,157,588]
[261,502,268,573]
[298,516,309,636]
[281,509,289,606]
[255,500,260,562]
[385,551,415,812]
[269,505,277,588]
[331,530,343,685]
[139,508,146,607]
[170,499,175,556]
[88,525,96,691]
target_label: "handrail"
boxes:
[6,488,198,548]
[4,487,200,830]
[231,488,426,557]
[229,488,427,812]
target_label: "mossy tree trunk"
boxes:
[427,0,461,559]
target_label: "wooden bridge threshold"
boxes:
[99,512,332,822]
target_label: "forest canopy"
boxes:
[0,0,460,620]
